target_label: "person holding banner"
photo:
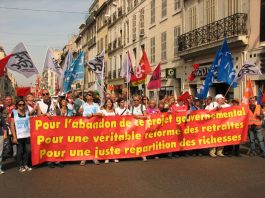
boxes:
[146,99,160,159]
[206,94,230,157]
[10,99,32,172]
[57,98,73,117]
[248,97,265,158]
[146,99,160,114]
[79,91,101,166]
[25,93,38,116]
[100,98,119,164]
[130,95,148,161]
[37,89,64,168]
[0,111,7,174]
[224,99,241,157]
[115,98,130,116]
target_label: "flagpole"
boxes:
[224,77,236,98]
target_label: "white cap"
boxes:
[215,94,225,100]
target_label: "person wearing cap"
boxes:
[206,94,230,157]
[248,96,265,158]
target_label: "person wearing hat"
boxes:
[206,94,230,157]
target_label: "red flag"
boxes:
[242,79,254,104]
[0,54,13,77]
[178,91,191,106]
[188,63,199,82]
[131,51,152,86]
[147,63,161,90]
[16,87,31,97]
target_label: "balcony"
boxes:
[178,13,248,58]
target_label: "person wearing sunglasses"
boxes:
[10,99,32,172]
[37,89,58,118]
[37,89,64,168]
[79,91,101,166]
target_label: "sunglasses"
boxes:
[18,103,25,106]
[87,94,93,97]
[42,93,49,96]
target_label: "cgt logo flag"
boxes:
[0,42,38,78]
[131,51,152,86]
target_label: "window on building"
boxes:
[127,21,130,44]
[161,0,167,18]
[206,0,216,24]
[174,26,181,57]
[139,8,145,36]
[109,57,112,79]
[174,0,181,11]
[151,0,155,24]
[141,44,145,52]
[124,23,126,45]
[127,0,133,12]
[100,38,104,52]
[97,40,100,54]
[105,35,107,52]
[188,6,197,31]
[120,54,122,72]
[134,0,138,7]
[132,14,137,41]
[161,31,167,61]
[114,56,117,78]
[261,0,265,42]
[228,0,239,16]
[133,48,137,66]
[150,37,155,63]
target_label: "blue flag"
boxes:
[197,38,237,99]
[217,38,237,88]
[63,51,84,93]
[257,89,263,105]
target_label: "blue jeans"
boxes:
[0,136,3,170]
[248,126,265,155]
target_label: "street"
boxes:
[1,151,265,198]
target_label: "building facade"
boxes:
[67,0,265,100]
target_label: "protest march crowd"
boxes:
[0,87,265,175]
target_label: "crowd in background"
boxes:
[0,88,265,174]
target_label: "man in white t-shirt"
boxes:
[206,94,230,157]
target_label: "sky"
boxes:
[0,0,93,86]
